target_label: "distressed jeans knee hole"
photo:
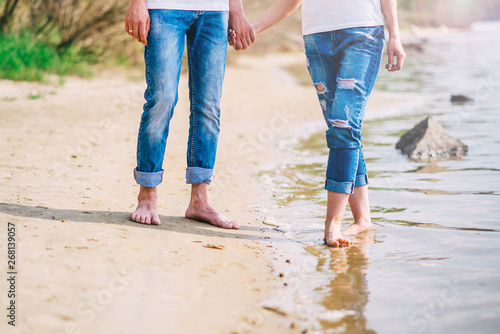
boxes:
[329,119,351,129]
[315,83,327,93]
[337,78,356,89]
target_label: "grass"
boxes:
[0,31,91,82]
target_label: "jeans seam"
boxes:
[363,39,384,93]
[308,35,328,88]
[332,30,340,51]
[189,11,201,27]
[138,26,153,169]
[188,38,195,167]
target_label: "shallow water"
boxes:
[261,22,500,333]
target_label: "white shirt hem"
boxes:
[146,2,228,11]
[303,21,384,36]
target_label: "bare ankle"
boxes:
[138,186,157,202]
[325,220,342,229]
[354,218,371,226]
[131,186,161,225]
[189,183,211,206]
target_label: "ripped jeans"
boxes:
[304,26,385,194]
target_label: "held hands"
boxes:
[228,10,256,51]
[125,0,150,46]
[385,37,406,71]
[126,0,255,50]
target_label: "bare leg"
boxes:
[185,183,239,229]
[130,186,161,225]
[343,185,372,236]
[325,190,351,247]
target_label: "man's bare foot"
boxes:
[324,223,351,247]
[185,183,239,229]
[185,203,239,229]
[130,186,161,225]
[342,220,372,236]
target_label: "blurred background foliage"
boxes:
[0,0,138,81]
[397,0,500,27]
[0,0,499,81]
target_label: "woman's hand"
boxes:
[381,0,406,71]
[385,37,406,71]
[228,28,237,46]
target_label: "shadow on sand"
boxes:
[0,202,293,242]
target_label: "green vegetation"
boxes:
[0,0,127,81]
[0,0,498,82]
[0,31,90,81]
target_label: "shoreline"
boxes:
[0,52,417,334]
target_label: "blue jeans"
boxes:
[304,26,385,194]
[134,10,228,188]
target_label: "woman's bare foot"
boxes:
[342,219,372,236]
[130,186,161,225]
[185,183,239,229]
[324,223,351,247]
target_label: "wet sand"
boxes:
[0,53,404,334]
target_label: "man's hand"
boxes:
[228,0,256,51]
[385,37,406,71]
[125,0,150,46]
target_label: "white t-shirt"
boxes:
[302,0,384,35]
[146,0,228,11]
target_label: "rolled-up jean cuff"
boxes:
[186,167,214,184]
[325,179,355,194]
[355,173,369,187]
[134,168,163,188]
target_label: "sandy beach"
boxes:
[0,51,410,334]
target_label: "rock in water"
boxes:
[396,115,468,161]
[451,94,474,103]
